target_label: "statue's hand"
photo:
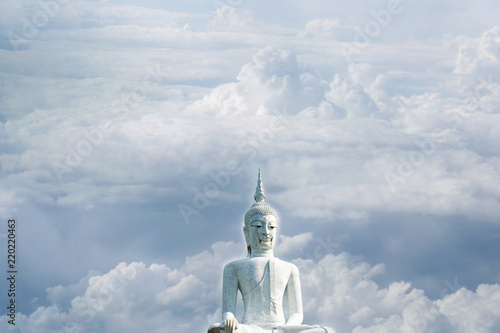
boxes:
[224,317,239,332]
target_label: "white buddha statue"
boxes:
[208,170,334,333]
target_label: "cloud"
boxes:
[437,285,500,333]
[0,188,24,218]
[46,270,99,311]
[300,18,355,41]
[453,25,500,76]
[295,252,500,333]
[325,73,378,118]
[303,18,344,37]
[191,46,328,116]
[351,283,500,333]
[275,232,314,258]
[207,6,257,32]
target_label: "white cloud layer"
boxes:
[1,237,499,333]
[3,37,498,222]
[1,3,499,223]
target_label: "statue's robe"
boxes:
[208,258,334,333]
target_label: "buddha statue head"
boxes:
[243,170,279,256]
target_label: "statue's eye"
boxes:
[270,226,276,229]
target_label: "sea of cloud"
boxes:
[0,1,499,332]
[2,12,499,219]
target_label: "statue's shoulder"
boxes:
[223,258,249,270]
[274,258,300,275]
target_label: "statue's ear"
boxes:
[243,226,251,256]
[243,226,249,244]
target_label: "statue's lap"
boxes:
[208,324,333,333]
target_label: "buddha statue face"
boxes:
[244,213,278,252]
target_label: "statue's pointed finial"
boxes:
[254,168,267,202]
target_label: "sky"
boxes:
[0,0,500,332]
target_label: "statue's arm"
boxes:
[284,264,304,326]
[222,262,239,322]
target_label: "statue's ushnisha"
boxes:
[208,170,334,333]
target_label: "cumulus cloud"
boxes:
[453,25,500,76]
[192,46,327,116]
[297,252,500,333]
[437,285,500,333]
[325,73,378,118]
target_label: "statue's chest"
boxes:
[239,261,268,282]
[237,259,289,298]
